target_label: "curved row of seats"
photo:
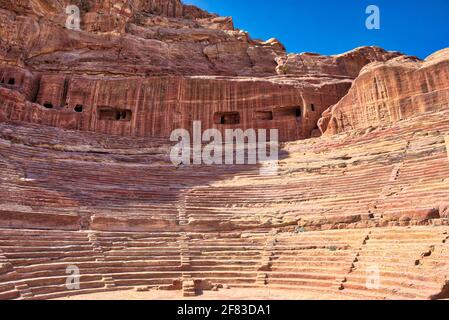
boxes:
[0,108,448,299]
[1,110,448,230]
[184,110,449,228]
[0,226,447,299]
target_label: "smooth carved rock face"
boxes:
[320,49,449,135]
[0,70,353,141]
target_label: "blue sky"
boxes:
[184,0,449,59]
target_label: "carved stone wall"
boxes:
[0,68,353,141]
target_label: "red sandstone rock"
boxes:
[0,0,274,76]
[275,46,402,78]
[320,49,449,135]
[0,0,408,142]
[0,0,448,301]
[438,203,449,218]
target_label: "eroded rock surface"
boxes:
[319,49,449,135]
[0,0,449,301]
[0,0,404,141]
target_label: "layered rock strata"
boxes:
[0,0,403,141]
[319,49,449,134]
[0,0,449,301]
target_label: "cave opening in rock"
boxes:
[74,105,83,113]
[119,111,129,120]
[311,104,315,112]
[255,111,274,121]
[274,106,302,119]
[43,103,54,109]
[214,112,240,125]
[8,78,15,85]
[98,107,132,121]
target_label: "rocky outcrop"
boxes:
[275,46,403,78]
[0,0,449,301]
[0,0,404,142]
[319,49,449,135]
[0,0,408,142]
[0,0,277,76]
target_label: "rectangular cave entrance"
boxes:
[214,112,240,125]
[255,111,274,120]
[273,106,302,118]
[98,107,132,121]
[0,77,16,86]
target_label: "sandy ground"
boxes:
[56,288,344,300]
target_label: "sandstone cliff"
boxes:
[0,0,405,142]
[0,0,281,76]
[319,48,449,135]
[0,0,449,301]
